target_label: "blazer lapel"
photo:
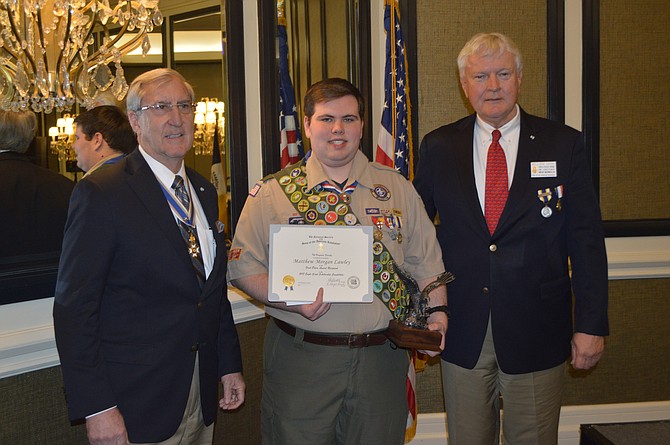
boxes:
[188,168,218,229]
[496,109,537,233]
[454,116,491,236]
[187,168,226,292]
[125,151,196,274]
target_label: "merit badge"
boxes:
[373,280,383,293]
[279,175,291,186]
[335,203,349,215]
[297,200,310,213]
[371,184,391,201]
[326,193,339,205]
[290,191,302,203]
[344,213,357,225]
[325,211,338,223]
[389,299,397,311]
[380,251,390,264]
[316,201,329,214]
[372,241,384,255]
[537,188,553,218]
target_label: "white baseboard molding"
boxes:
[409,401,670,445]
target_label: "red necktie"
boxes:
[485,129,508,234]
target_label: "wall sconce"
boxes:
[193,98,225,156]
[48,115,76,162]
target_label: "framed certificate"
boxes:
[268,224,373,303]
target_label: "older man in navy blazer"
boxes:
[54,69,244,445]
[414,33,608,445]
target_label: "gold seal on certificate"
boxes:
[385,265,455,351]
[268,225,374,304]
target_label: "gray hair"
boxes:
[126,68,195,113]
[457,33,523,79]
[0,109,37,153]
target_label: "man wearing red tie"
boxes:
[414,33,609,445]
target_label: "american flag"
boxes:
[375,0,413,179]
[278,20,303,168]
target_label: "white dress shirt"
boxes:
[472,104,521,214]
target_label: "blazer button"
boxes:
[197,301,203,309]
[489,244,497,252]
[191,344,198,351]
[482,287,489,294]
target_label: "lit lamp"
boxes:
[0,0,163,113]
[193,98,225,155]
[48,114,76,162]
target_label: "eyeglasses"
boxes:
[136,102,197,115]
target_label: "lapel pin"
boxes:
[200,187,205,191]
[530,135,535,140]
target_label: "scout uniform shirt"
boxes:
[227,150,444,334]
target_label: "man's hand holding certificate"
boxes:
[268,224,373,304]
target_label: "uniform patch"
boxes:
[249,182,262,197]
[228,248,242,260]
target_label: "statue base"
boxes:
[386,319,442,351]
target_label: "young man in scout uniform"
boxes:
[228,77,447,445]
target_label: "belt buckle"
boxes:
[348,333,368,348]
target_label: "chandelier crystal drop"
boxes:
[0,0,163,113]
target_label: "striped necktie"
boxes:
[172,175,206,288]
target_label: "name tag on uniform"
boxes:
[530,161,557,178]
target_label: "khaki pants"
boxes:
[442,320,565,445]
[130,354,214,445]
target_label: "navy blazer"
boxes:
[414,109,608,374]
[0,152,73,257]
[54,149,242,442]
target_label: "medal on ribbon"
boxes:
[537,188,553,218]
[554,185,564,211]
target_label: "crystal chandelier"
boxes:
[0,0,163,113]
[193,97,225,156]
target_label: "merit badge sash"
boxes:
[273,159,410,320]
